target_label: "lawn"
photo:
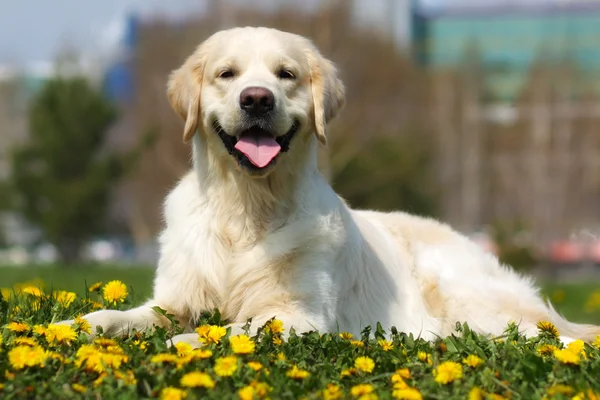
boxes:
[1,265,599,399]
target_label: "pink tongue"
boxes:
[234,134,281,168]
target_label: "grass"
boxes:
[1,266,600,399]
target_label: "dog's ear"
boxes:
[167,45,209,143]
[305,48,345,145]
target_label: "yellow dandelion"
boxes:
[71,383,87,393]
[396,368,411,379]
[8,345,48,369]
[88,281,103,292]
[553,348,581,365]
[547,384,575,396]
[214,356,238,377]
[276,352,286,361]
[6,322,30,333]
[355,356,375,373]
[350,384,375,397]
[462,354,484,368]
[341,367,358,378]
[323,383,343,400]
[180,371,215,389]
[273,336,283,345]
[13,337,37,346]
[247,361,263,371]
[392,387,422,400]
[286,365,310,380]
[433,361,462,384]
[1,288,12,300]
[378,339,394,351]
[75,344,129,373]
[160,387,187,400]
[44,324,77,345]
[190,348,213,360]
[340,332,353,340]
[21,286,43,297]
[55,291,76,308]
[468,387,485,400]
[73,316,91,334]
[537,344,559,356]
[230,334,255,354]
[239,385,255,400]
[593,335,600,349]
[391,373,408,390]
[103,280,128,305]
[196,325,227,344]
[174,342,193,357]
[265,319,284,334]
[567,339,586,357]
[151,353,179,364]
[536,321,559,338]
[417,351,432,365]
[350,340,365,347]
[438,342,448,352]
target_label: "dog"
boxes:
[62,27,600,347]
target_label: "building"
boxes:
[412,0,600,102]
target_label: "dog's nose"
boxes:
[239,86,275,116]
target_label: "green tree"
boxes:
[3,76,152,264]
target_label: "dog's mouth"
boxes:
[213,120,300,171]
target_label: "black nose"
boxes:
[239,86,275,117]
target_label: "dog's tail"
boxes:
[548,302,600,343]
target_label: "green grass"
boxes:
[1,266,600,399]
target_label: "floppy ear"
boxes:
[167,47,209,143]
[306,49,345,145]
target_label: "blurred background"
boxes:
[1,0,599,323]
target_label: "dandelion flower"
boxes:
[22,286,43,297]
[341,367,358,378]
[355,356,375,373]
[350,384,375,397]
[265,319,284,334]
[468,387,485,400]
[229,334,255,354]
[8,345,48,369]
[71,383,87,393]
[392,387,422,400]
[247,361,263,371]
[547,384,575,396]
[13,337,37,347]
[190,349,213,360]
[536,321,559,338]
[350,340,365,347]
[537,344,559,356]
[103,280,128,305]
[323,383,343,400]
[339,332,353,340]
[160,387,187,400]
[73,316,91,334]
[6,322,30,333]
[180,371,215,389]
[55,291,76,307]
[593,335,600,349]
[196,325,227,344]
[239,386,255,400]
[273,336,283,345]
[395,368,411,379]
[44,324,77,345]
[417,351,432,364]
[214,356,238,377]
[378,339,394,351]
[462,354,484,368]
[174,342,193,357]
[553,348,580,365]
[151,353,179,364]
[88,281,103,293]
[286,365,310,380]
[433,361,462,384]
[567,339,586,357]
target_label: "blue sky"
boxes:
[0,0,558,65]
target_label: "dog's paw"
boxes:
[167,333,202,349]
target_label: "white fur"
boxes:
[63,27,599,347]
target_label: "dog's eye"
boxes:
[218,69,235,79]
[277,69,295,80]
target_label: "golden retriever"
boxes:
[62,27,600,347]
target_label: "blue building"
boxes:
[412,1,600,102]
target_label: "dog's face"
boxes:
[167,27,345,177]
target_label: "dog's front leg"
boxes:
[58,301,175,339]
[168,311,325,348]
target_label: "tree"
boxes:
[3,76,152,264]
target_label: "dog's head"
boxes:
[167,27,345,177]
